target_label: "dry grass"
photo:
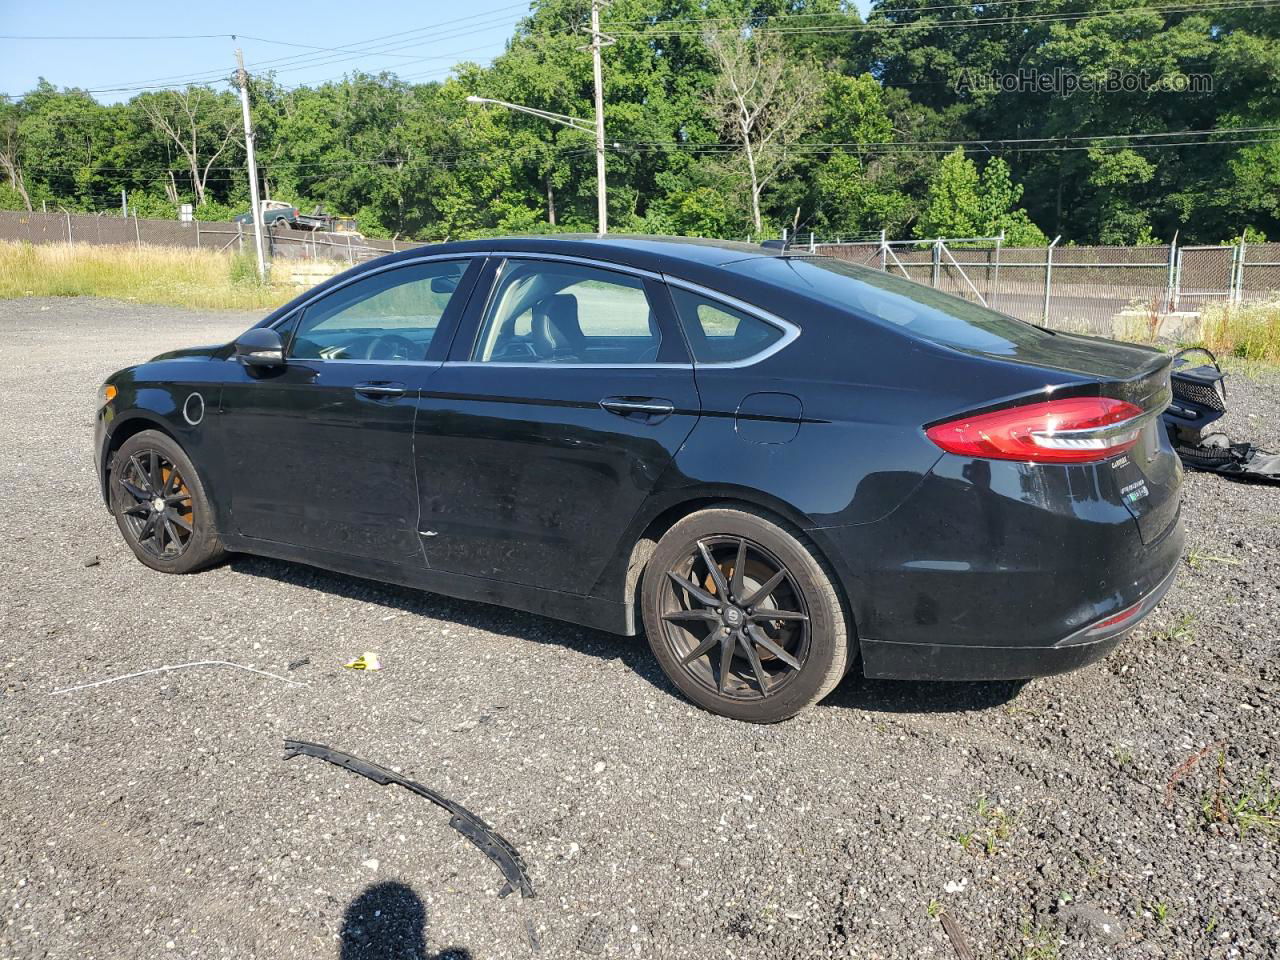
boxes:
[0,241,296,310]
[1200,298,1280,364]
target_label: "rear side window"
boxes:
[737,257,1049,356]
[669,288,785,364]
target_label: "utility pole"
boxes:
[120,188,127,217]
[588,0,610,234]
[235,49,267,282]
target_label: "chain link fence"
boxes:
[4,209,1276,332]
[0,209,426,264]
[818,239,1176,335]
[814,236,1280,336]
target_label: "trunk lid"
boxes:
[1031,335,1180,545]
[955,331,1181,545]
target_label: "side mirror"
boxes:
[234,327,285,367]
[430,274,459,294]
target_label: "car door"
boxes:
[412,254,701,595]
[218,256,480,564]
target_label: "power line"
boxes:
[603,0,1033,28]
[600,0,1234,28]
[608,0,1280,37]
[82,3,538,94]
[231,34,471,61]
[37,0,1266,99]
[241,12,543,78]
[22,124,1276,181]
[611,136,1280,159]
[616,125,1280,150]
[0,32,233,41]
[20,143,600,182]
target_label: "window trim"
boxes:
[270,254,476,364]
[439,252,799,370]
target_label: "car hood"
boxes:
[149,343,227,362]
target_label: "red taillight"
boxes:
[926,397,1146,464]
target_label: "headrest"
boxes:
[533,294,584,354]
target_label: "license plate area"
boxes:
[1110,420,1180,543]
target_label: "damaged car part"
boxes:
[1162,348,1280,483]
[282,739,535,899]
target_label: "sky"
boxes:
[0,0,537,102]
[2,1,875,103]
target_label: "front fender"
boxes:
[96,360,228,508]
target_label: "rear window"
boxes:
[736,256,1050,355]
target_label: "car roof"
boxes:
[260,235,811,330]
[380,234,783,272]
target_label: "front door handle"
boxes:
[600,397,675,418]
[355,381,406,399]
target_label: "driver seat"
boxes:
[532,295,585,362]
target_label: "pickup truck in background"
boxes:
[233,201,362,235]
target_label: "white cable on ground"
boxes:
[50,660,307,694]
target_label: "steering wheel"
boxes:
[364,333,419,361]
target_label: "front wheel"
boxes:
[109,429,226,574]
[641,507,853,723]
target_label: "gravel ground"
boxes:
[1,296,1278,960]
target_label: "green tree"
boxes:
[1085,148,1157,245]
[917,148,1045,243]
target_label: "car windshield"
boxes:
[738,256,1052,355]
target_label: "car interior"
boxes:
[288,268,463,362]
[475,266,663,364]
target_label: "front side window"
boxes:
[472,260,663,364]
[669,288,786,364]
[290,259,470,362]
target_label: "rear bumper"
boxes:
[860,540,1182,681]
[812,445,1185,682]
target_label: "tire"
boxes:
[109,429,226,574]
[641,506,853,723]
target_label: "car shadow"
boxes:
[227,553,669,681]
[230,555,1027,718]
[823,674,1026,714]
[340,880,470,960]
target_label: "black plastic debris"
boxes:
[283,739,535,899]
[1165,347,1228,432]
[1175,433,1280,480]
[1162,348,1280,484]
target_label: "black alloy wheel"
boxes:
[661,536,811,700]
[116,449,195,560]
[110,430,226,574]
[642,507,853,723]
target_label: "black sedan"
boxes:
[94,235,1183,722]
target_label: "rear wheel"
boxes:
[109,430,225,574]
[641,507,852,723]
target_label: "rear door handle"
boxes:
[600,397,675,418]
[355,381,406,399]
